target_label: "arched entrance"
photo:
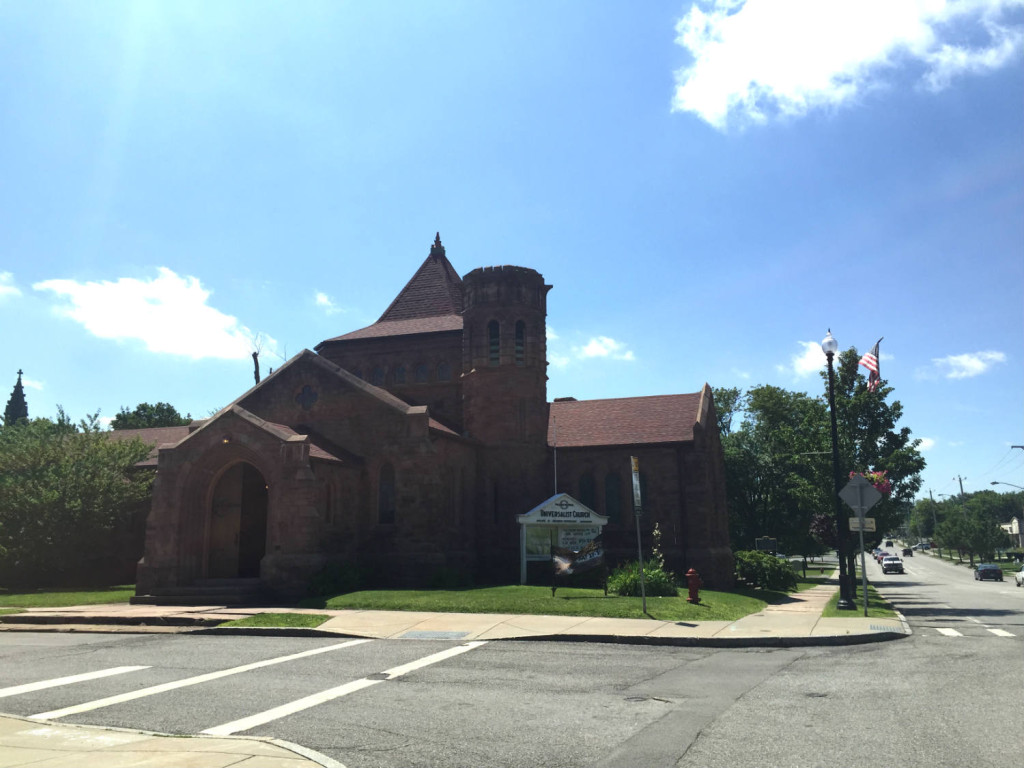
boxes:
[207,462,268,579]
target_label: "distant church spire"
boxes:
[429,232,445,260]
[3,369,29,426]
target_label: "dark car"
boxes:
[974,564,1004,581]
[902,547,913,557]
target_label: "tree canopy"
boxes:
[714,346,925,557]
[111,402,191,430]
[0,409,154,586]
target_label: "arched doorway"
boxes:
[207,462,268,579]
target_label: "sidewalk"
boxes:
[0,582,908,767]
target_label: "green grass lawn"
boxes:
[219,613,330,629]
[300,584,794,622]
[0,585,135,609]
[821,583,896,619]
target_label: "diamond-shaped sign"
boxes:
[839,474,882,516]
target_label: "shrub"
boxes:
[609,522,678,597]
[734,550,797,591]
[608,560,678,596]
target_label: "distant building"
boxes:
[134,235,732,601]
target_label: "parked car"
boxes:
[1015,566,1024,588]
[974,564,1003,581]
[885,540,894,547]
[902,547,913,557]
[881,556,904,574]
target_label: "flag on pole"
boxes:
[858,338,883,392]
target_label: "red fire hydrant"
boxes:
[685,568,702,604]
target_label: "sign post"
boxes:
[630,456,646,614]
[839,475,883,616]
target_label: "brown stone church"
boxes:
[134,235,732,601]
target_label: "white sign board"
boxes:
[849,517,876,532]
[518,494,608,583]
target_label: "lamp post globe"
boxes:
[822,329,855,610]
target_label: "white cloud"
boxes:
[21,377,44,391]
[918,437,936,451]
[314,291,343,315]
[34,268,271,360]
[789,340,826,377]
[932,350,1006,378]
[576,336,636,361]
[0,272,21,300]
[672,0,1024,129]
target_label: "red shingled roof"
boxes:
[327,314,463,341]
[107,425,191,466]
[548,393,704,447]
[319,234,464,344]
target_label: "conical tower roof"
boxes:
[3,369,28,426]
[318,234,465,344]
[377,233,463,322]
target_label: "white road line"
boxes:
[935,628,962,637]
[30,639,372,720]
[968,618,982,624]
[987,629,1015,637]
[202,640,488,736]
[0,667,150,699]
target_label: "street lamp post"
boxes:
[991,481,1024,490]
[822,330,855,610]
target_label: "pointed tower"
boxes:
[315,234,467,430]
[3,370,29,426]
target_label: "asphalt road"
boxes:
[0,555,1019,768]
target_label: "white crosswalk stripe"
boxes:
[31,639,372,720]
[0,666,149,699]
[987,628,1015,637]
[935,628,963,637]
[202,640,488,736]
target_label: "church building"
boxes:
[134,235,732,601]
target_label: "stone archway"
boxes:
[207,462,268,579]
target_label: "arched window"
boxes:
[393,365,407,384]
[488,320,500,366]
[370,366,385,385]
[437,361,452,381]
[414,364,429,383]
[579,472,596,511]
[514,321,525,366]
[378,463,396,525]
[604,472,622,523]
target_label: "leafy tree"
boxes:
[111,402,191,430]
[722,385,830,557]
[825,348,925,563]
[0,409,154,586]
[711,386,742,436]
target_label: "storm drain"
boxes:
[399,630,470,640]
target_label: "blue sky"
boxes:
[1,1,1022,501]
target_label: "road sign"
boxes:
[839,475,882,516]
[849,517,876,532]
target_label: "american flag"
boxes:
[859,338,883,392]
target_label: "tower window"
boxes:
[515,321,525,366]
[414,364,429,383]
[393,365,407,384]
[488,320,500,366]
[371,367,385,385]
[437,361,452,381]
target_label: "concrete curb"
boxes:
[0,712,345,768]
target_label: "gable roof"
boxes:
[319,233,464,344]
[107,425,192,467]
[548,392,705,448]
